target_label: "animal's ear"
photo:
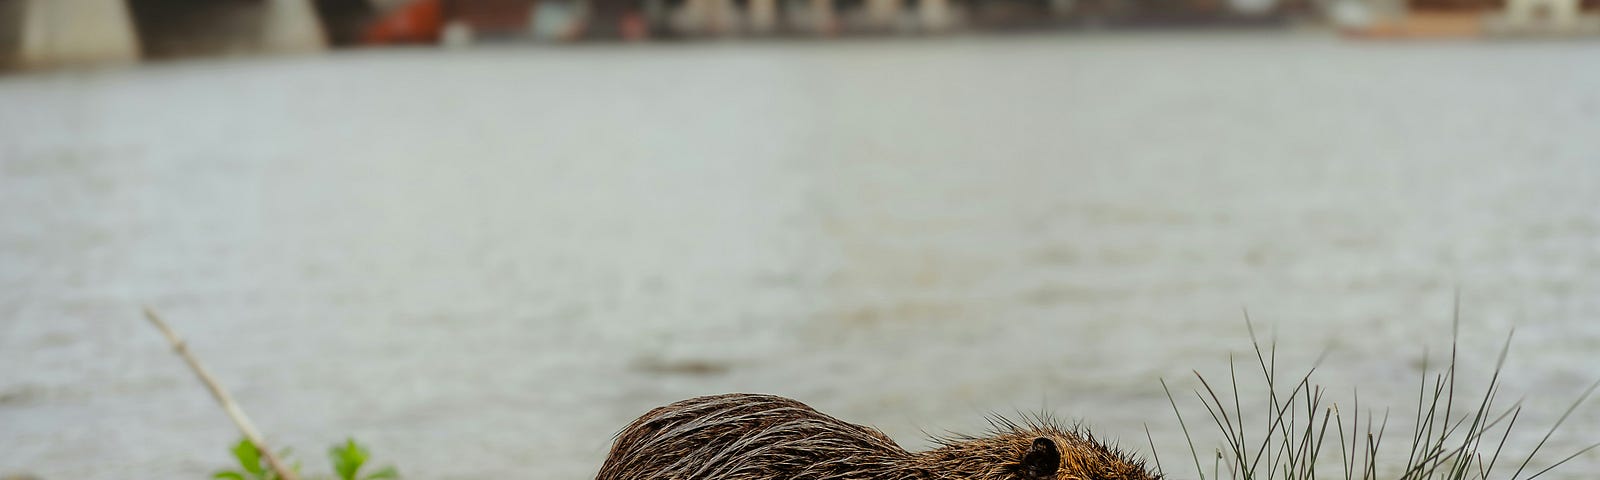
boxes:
[1019,437,1060,479]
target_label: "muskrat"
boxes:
[596,393,1159,480]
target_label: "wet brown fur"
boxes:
[596,393,1160,480]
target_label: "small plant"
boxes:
[329,438,399,480]
[214,440,300,480]
[215,438,398,480]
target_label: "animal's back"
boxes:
[595,393,909,480]
[596,393,1159,480]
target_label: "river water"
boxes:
[1,34,1598,479]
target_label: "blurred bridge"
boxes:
[0,0,966,69]
[6,0,1589,70]
[2,0,330,70]
[2,0,1285,70]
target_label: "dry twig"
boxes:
[143,307,300,480]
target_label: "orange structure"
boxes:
[363,0,444,44]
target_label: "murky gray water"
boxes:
[2,34,1598,480]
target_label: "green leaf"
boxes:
[362,466,399,480]
[231,439,266,475]
[330,438,369,480]
[213,470,247,480]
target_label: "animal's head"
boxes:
[1012,433,1160,480]
[924,417,1161,480]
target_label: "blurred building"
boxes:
[362,0,1298,41]
[1344,0,1600,37]
[2,0,1597,71]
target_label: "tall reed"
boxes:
[1154,310,1598,480]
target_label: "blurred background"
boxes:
[2,1,1600,479]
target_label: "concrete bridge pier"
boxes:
[865,0,904,29]
[810,0,838,34]
[261,0,329,53]
[919,0,954,31]
[14,0,141,70]
[1507,0,1580,27]
[749,0,779,33]
[676,0,736,35]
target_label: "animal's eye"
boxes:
[1018,437,1060,479]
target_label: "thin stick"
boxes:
[144,307,300,480]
